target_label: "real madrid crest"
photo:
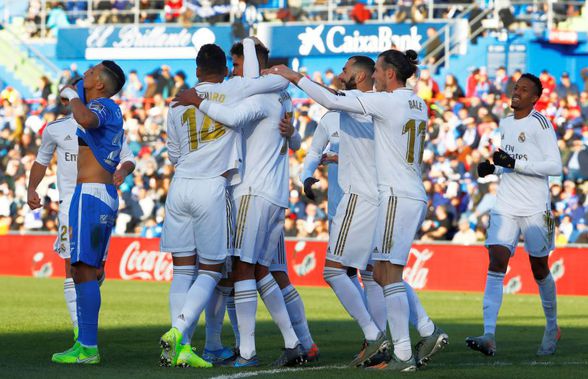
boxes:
[518,132,526,143]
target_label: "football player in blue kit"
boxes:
[51,60,126,364]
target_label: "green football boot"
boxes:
[176,344,213,368]
[159,327,183,366]
[52,343,100,364]
[73,326,79,342]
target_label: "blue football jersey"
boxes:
[76,98,124,173]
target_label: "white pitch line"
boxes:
[209,365,345,379]
[209,361,588,379]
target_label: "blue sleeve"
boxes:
[88,98,114,128]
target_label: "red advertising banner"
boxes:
[0,234,586,296]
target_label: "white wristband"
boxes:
[60,87,79,101]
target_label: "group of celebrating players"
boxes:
[27,34,562,371]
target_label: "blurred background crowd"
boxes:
[1,61,588,245]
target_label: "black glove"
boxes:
[493,149,516,169]
[303,177,319,201]
[477,160,495,178]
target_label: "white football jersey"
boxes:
[36,116,134,202]
[298,78,428,202]
[300,111,342,219]
[337,89,378,203]
[494,110,562,216]
[167,75,289,185]
[237,90,293,208]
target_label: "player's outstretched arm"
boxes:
[200,97,267,128]
[243,37,260,79]
[300,119,329,183]
[60,85,100,129]
[166,111,180,165]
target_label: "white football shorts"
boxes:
[233,194,284,267]
[371,195,426,266]
[485,210,555,257]
[53,199,71,259]
[269,231,287,273]
[327,193,378,270]
[160,176,233,262]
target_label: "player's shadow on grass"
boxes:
[1,320,587,378]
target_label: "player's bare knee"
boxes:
[529,256,550,280]
[254,264,270,282]
[271,271,290,289]
[488,246,510,273]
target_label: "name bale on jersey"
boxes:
[199,92,226,103]
[408,99,423,111]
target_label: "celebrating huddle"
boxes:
[30,35,562,372]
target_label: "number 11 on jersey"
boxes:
[402,119,426,164]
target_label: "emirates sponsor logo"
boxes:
[403,247,433,289]
[119,241,172,281]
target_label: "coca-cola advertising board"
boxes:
[0,234,586,296]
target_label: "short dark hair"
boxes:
[230,41,270,68]
[101,60,126,96]
[196,44,227,76]
[520,73,543,97]
[349,56,375,75]
[378,49,419,84]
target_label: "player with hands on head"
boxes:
[50,60,127,365]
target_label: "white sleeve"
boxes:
[289,128,302,151]
[301,119,329,181]
[240,75,289,97]
[514,127,562,177]
[35,127,57,166]
[119,136,135,164]
[200,97,267,128]
[243,38,259,79]
[298,77,366,114]
[166,110,180,165]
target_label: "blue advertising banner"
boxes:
[257,22,443,57]
[57,25,234,60]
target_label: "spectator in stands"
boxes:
[155,65,174,98]
[466,68,480,98]
[46,3,70,37]
[140,0,164,23]
[57,68,72,88]
[165,0,183,22]
[421,205,454,241]
[452,217,477,245]
[416,68,440,101]
[493,66,508,93]
[123,70,144,107]
[36,76,53,101]
[556,72,580,98]
[443,74,464,100]
[563,136,588,181]
[170,70,189,98]
[505,69,522,98]
[425,27,444,70]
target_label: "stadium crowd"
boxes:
[17,0,588,39]
[1,63,588,245]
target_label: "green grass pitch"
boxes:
[1,276,587,378]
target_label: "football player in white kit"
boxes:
[466,73,562,356]
[27,80,135,342]
[160,43,290,368]
[272,49,448,371]
[160,44,288,367]
[178,37,305,367]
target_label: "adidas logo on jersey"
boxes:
[332,132,339,138]
[64,135,72,141]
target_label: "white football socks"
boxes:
[257,275,300,349]
[169,265,196,324]
[323,267,380,341]
[360,271,386,333]
[64,278,78,329]
[483,271,505,335]
[204,285,231,351]
[383,282,412,361]
[173,270,221,345]
[282,284,314,350]
[536,274,558,331]
[404,281,435,337]
[234,279,258,359]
